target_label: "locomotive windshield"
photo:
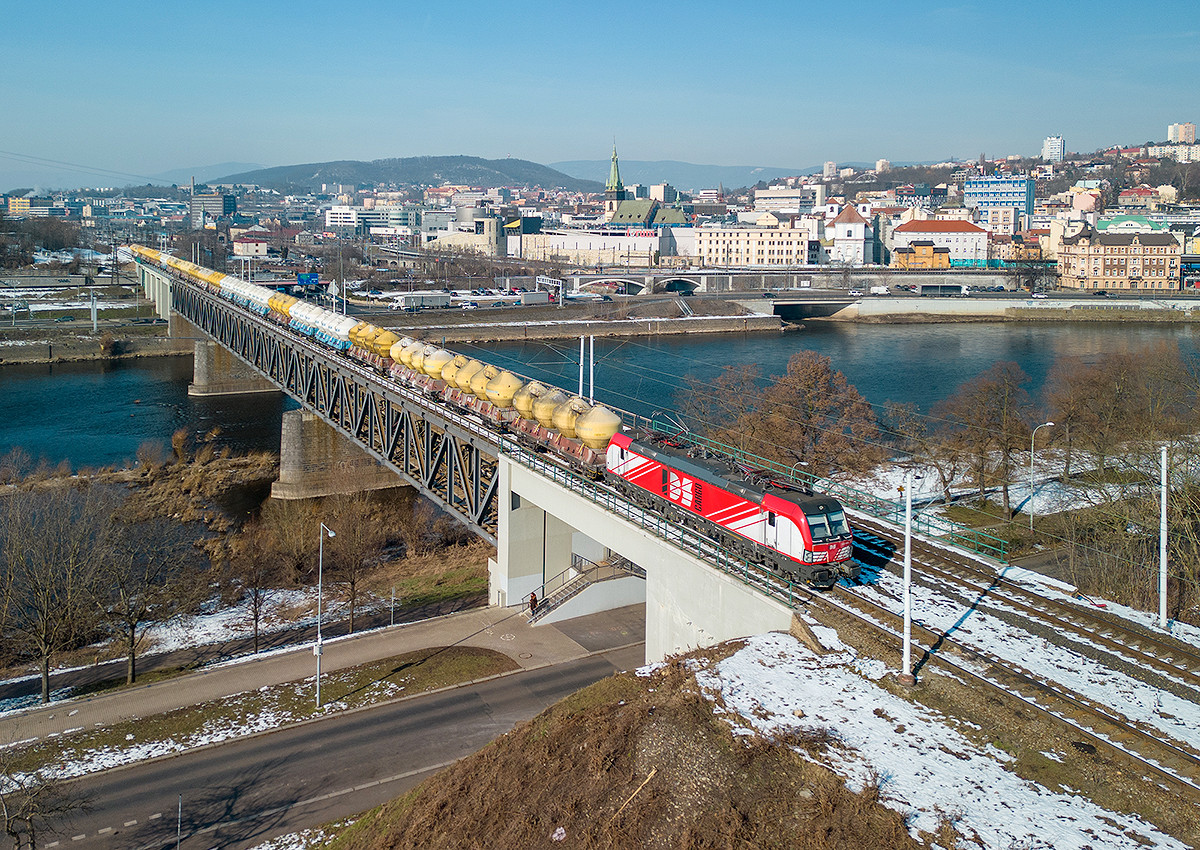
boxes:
[805,508,849,542]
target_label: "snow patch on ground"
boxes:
[694,633,1188,850]
[246,827,333,849]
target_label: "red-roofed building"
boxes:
[232,237,269,257]
[1118,186,1157,208]
[892,219,988,266]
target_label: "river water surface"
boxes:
[3,322,1198,470]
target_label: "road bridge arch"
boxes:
[654,277,701,294]
[581,277,646,295]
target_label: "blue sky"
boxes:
[1,0,1196,191]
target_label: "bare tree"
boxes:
[323,494,388,633]
[678,353,880,476]
[392,490,440,558]
[933,362,1032,515]
[675,364,764,450]
[98,517,207,684]
[1043,355,1089,482]
[750,351,881,476]
[0,485,112,703]
[227,521,284,654]
[259,499,318,585]
[0,747,83,850]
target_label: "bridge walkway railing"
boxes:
[525,553,645,623]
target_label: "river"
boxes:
[0,355,292,471]
[3,322,1198,470]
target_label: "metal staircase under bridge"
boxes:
[526,554,645,624]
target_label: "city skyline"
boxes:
[2,0,1197,191]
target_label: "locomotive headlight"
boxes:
[802,551,814,562]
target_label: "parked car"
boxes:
[848,289,864,297]
[1032,292,1048,299]
[54,315,74,322]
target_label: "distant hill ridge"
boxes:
[550,159,941,192]
[214,156,602,193]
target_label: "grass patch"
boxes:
[943,498,1011,527]
[367,540,491,609]
[7,646,518,778]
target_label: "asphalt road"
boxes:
[50,643,644,850]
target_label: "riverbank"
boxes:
[830,295,1200,324]
[0,324,193,366]
[407,313,783,343]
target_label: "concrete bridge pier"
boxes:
[189,338,280,397]
[139,264,172,320]
[270,410,404,500]
[165,313,280,397]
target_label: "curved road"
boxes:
[49,644,643,849]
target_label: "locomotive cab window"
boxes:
[805,508,849,542]
[767,511,776,527]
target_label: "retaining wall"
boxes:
[408,314,781,343]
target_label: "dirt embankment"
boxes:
[327,650,923,850]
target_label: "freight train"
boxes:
[131,245,855,587]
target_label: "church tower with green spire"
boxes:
[604,144,629,219]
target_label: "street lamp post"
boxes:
[316,523,336,707]
[1029,422,1055,532]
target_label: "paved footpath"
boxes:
[0,604,646,745]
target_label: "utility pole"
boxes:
[1160,445,1169,629]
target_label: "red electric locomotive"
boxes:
[606,432,855,588]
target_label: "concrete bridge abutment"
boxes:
[489,457,795,661]
[270,410,404,500]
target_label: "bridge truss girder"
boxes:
[170,279,501,542]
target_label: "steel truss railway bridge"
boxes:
[135,257,1001,661]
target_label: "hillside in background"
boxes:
[550,158,816,192]
[551,159,942,191]
[150,162,267,186]
[214,156,602,193]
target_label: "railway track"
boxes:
[851,515,1200,702]
[806,582,1200,794]
[802,514,1200,794]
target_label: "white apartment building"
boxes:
[1146,144,1200,163]
[325,205,388,230]
[753,185,825,213]
[695,226,817,267]
[514,229,661,267]
[823,161,837,179]
[1168,122,1196,144]
[979,206,1020,236]
[1042,135,1065,162]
